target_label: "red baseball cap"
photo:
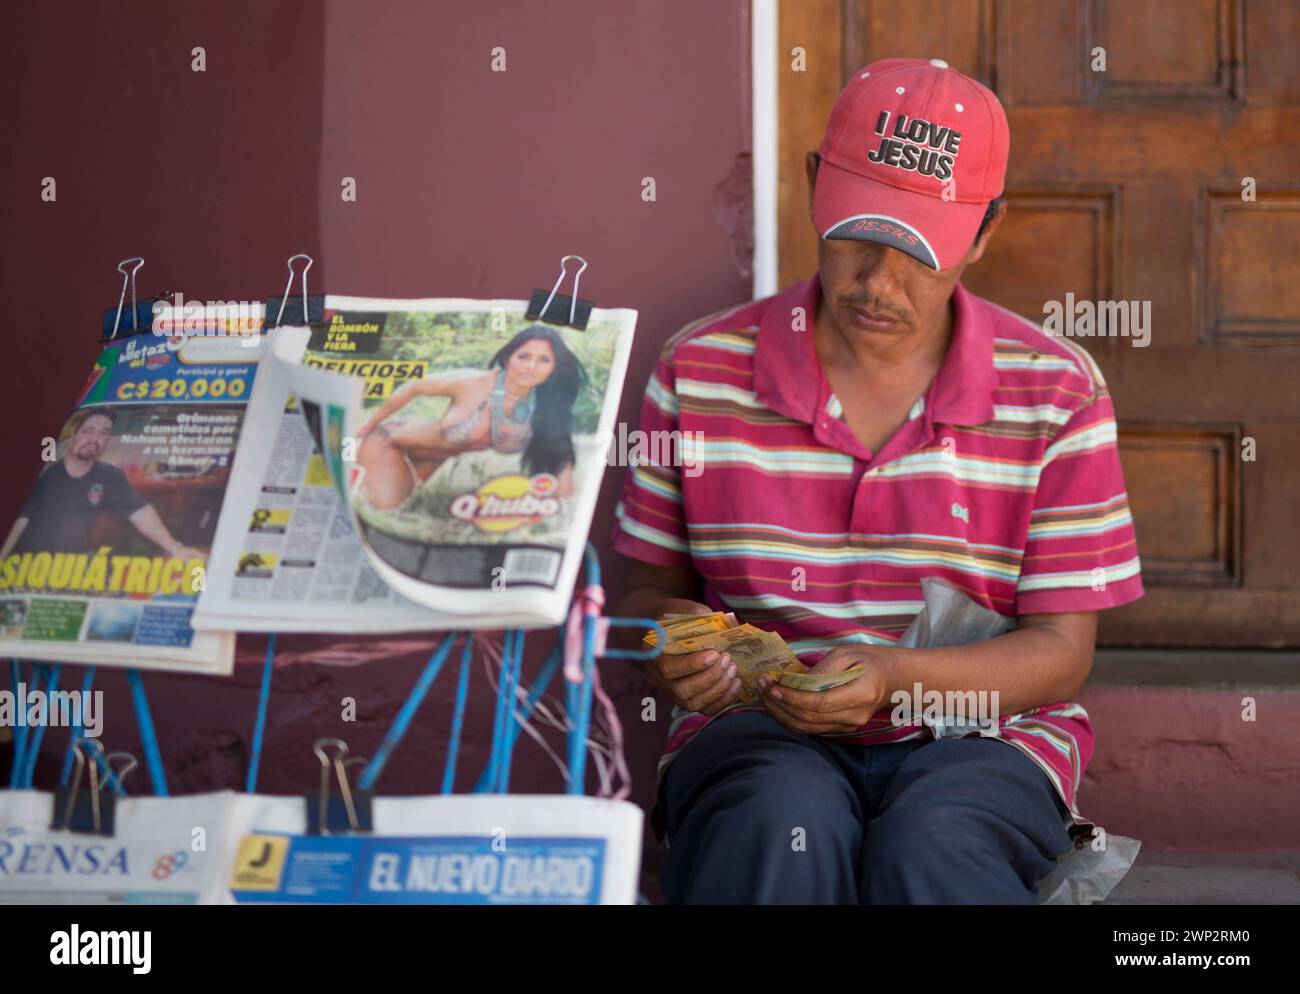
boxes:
[813,57,1009,271]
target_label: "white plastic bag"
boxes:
[1037,833,1143,905]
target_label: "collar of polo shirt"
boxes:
[751,276,997,437]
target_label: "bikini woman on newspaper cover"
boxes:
[354,324,588,509]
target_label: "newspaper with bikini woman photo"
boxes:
[238,296,636,629]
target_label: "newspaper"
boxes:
[231,296,635,630]
[0,789,236,904]
[0,309,261,674]
[193,326,446,633]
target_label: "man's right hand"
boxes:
[645,599,742,715]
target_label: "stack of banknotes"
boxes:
[644,612,864,704]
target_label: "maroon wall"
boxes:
[0,0,751,851]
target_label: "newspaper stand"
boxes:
[2,256,667,905]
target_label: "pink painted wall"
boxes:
[0,0,324,499]
[1077,686,1300,851]
[0,0,327,782]
[0,0,751,829]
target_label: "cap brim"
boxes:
[812,158,985,271]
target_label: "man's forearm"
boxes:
[874,618,1094,717]
[610,585,685,653]
[129,506,181,555]
[0,518,27,560]
[609,561,707,651]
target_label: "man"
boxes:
[0,409,202,561]
[611,58,1144,904]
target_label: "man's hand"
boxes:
[756,645,896,735]
[645,599,742,715]
[129,506,206,564]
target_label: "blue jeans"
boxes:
[658,710,1075,904]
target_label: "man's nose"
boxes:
[852,242,910,293]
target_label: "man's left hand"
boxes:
[756,646,897,735]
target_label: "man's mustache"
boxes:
[839,296,909,322]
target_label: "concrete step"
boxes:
[639,853,1300,904]
[1102,852,1300,904]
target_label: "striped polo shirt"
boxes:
[611,275,1145,832]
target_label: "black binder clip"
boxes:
[526,255,594,330]
[304,737,373,835]
[265,253,326,328]
[49,740,137,836]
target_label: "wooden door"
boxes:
[777,0,1300,646]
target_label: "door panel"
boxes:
[777,0,1300,645]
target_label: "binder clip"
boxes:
[49,740,138,836]
[265,252,325,328]
[526,255,594,330]
[304,737,373,835]
[99,257,179,342]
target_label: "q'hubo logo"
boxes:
[866,110,962,181]
[449,474,560,533]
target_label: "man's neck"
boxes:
[63,455,93,478]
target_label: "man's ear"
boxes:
[966,199,1007,267]
[805,152,820,218]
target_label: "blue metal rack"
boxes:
[8,542,667,804]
